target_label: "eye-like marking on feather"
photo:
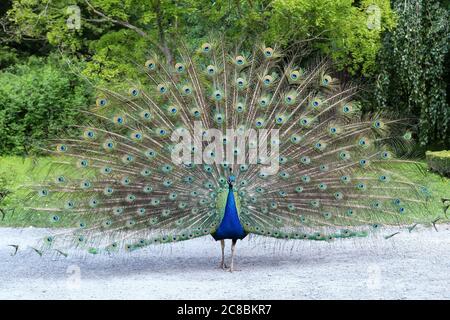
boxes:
[261,74,275,87]
[212,89,224,101]
[299,117,312,128]
[112,115,126,125]
[206,65,217,76]
[190,107,201,118]
[140,110,152,121]
[100,166,112,175]
[157,83,169,95]
[103,139,115,151]
[235,77,247,90]
[201,42,212,53]
[181,84,193,95]
[258,95,271,108]
[327,124,341,136]
[80,180,91,189]
[235,102,246,113]
[166,105,179,116]
[403,131,412,141]
[83,129,96,140]
[175,62,186,73]
[77,159,89,168]
[38,189,49,197]
[372,120,384,129]
[357,137,370,148]
[121,154,135,164]
[155,127,169,138]
[103,186,114,196]
[263,47,275,58]
[55,175,66,184]
[290,134,303,144]
[144,59,157,71]
[286,68,305,83]
[56,144,68,153]
[340,175,351,184]
[234,55,247,67]
[313,140,327,152]
[275,114,288,125]
[309,97,323,110]
[300,156,311,165]
[129,88,140,97]
[96,97,107,107]
[255,117,265,128]
[283,91,297,105]
[130,131,143,141]
[321,74,332,86]
[141,168,152,177]
[89,198,99,208]
[339,151,351,161]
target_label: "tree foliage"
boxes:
[375,0,449,147]
[267,0,396,75]
[3,0,394,79]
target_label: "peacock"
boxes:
[21,39,434,272]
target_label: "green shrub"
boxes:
[0,55,93,155]
[426,150,450,176]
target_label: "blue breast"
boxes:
[212,188,247,241]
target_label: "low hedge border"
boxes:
[426,150,450,176]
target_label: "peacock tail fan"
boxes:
[21,38,435,256]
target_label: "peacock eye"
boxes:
[235,55,245,65]
[145,59,156,70]
[262,75,273,86]
[175,63,185,73]
[142,112,151,119]
[321,75,331,86]
[201,43,211,53]
[57,144,67,152]
[264,47,274,57]
[157,84,167,93]
[214,91,222,100]
[207,65,216,74]
[96,98,107,107]
[129,88,139,96]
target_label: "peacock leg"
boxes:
[219,239,227,269]
[229,239,237,272]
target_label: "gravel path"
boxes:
[0,226,449,299]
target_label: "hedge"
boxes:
[426,150,450,176]
[0,55,93,155]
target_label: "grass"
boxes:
[0,156,449,228]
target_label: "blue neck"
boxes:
[212,189,247,241]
